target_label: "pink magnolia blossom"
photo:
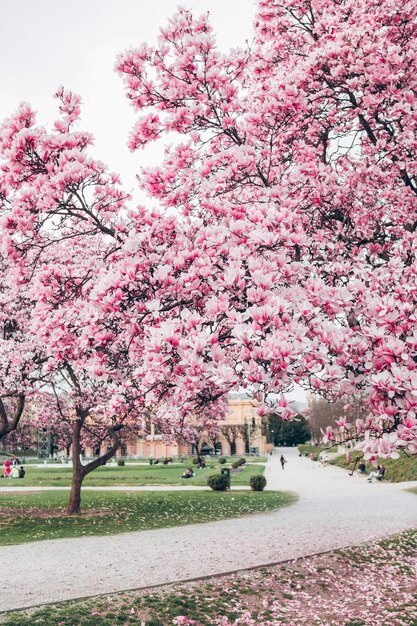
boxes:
[3,0,417,491]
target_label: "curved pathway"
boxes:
[1,448,417,612]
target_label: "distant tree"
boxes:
[262,414,278,445]
[207,429,222,455]
[238,417,259,454]
[309,396,369,445]
[0,417,36,454]
[265,414,310,447]
[308,399,346,446]
[221,425,240,456]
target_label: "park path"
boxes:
[1,448,417,612]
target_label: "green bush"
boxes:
[207,474,229,491]
[218,456,227,464]
[117,459,125,467]
[231,458,246,468]
[192,457,199,465]
[250,475,267,491]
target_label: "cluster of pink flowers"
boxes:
[2,0,417,466]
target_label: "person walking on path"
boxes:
[280,455,287,470]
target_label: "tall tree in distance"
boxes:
[221,425,240,456]
[238,418,259,454]
[309,395,369,446]
[265,413,310,447]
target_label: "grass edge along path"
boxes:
[299,445,417,483]
[0,489,296,546]
[0,461,265,488]
[331,450,417,482]
[2,528,417,625]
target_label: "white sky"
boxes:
[0,0,257,193]
[0,0,306,404]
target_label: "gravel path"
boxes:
[1,448,417,612]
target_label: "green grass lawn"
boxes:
[1,454,267,465]
[298,444,338,456]
[331,450,417,482]
[0,461,265,487]
[0,489,296,546]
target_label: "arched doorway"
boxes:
[200,442,214,456]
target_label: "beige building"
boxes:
[87,393,271,459]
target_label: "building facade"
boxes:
[86,393,271,459]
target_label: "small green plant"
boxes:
[207,473,229,491]
[250,475,267,491]
[192,457,199,465]
[117,459,125,466]
[218,456,227,464]
[231,460,241,469]
[239,457,247,466]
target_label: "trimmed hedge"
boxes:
[250,475,267,491]
[207,473,229,491]
[117,459,125,467]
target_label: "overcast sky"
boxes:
[0,0,257,192]
[0,0,306,404]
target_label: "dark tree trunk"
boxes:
[67,469,84,515]
[66,415,122,515]
[0,394,25,442]
[67,419,85,515]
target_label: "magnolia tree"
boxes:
[0,91,229,513]
[32,395,74,458]
[2,0,417,518]
[0,418,36,454]
[115,0,417,461]
[0,255,47,442]
[0,93,135,513]
[166,395,228,456]
[0,93,170,513]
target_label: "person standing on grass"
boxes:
[280,455,287,470]
[3,459,11,477]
